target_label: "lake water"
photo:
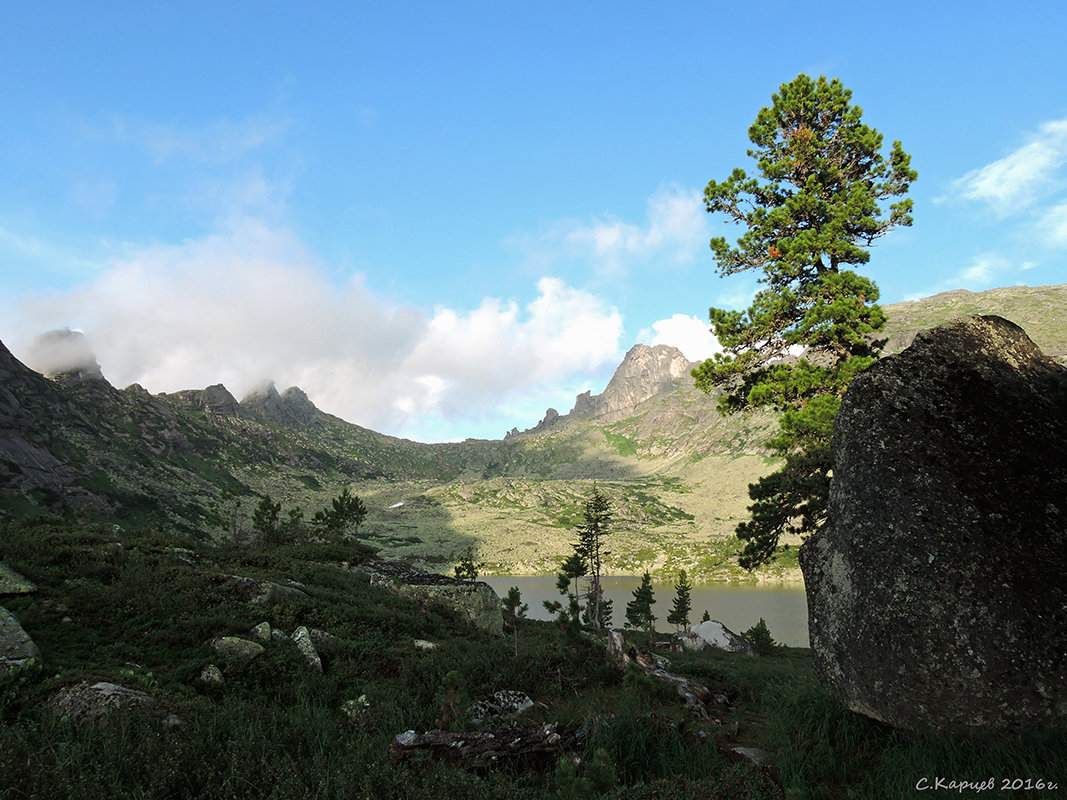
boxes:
[481,575,810,647]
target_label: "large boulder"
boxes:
[48,682,156,722]
[361,561,503,636]
[680,620,755,655]
[800,316,1067,734]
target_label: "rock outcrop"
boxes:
[25,328,105,382]
[570,344,694,423]
[361,561,503,636]
[800,315,1067,734]
[164,384,244,418]
[240,382,323,430]
[0,563,37,595]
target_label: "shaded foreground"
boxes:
[0,517,1062,799]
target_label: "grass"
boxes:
[603,430,639,458]
[0,515,1062,799]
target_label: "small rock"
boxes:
[250,622,272,643]
[292,626,322,673]
[413,639,438,651]
[211,636,265,662]
[468,690,534,725]
[0,563,37,595]
[199,664,224,685]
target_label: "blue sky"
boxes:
[2,2,1066,441]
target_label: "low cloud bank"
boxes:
[7,219,624,441]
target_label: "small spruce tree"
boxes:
[625,572,656,648]
[251,493,282,544]
[667,570,692,634]
[742,617,781,656]
[453,547,479,586]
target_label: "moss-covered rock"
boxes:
[0,606,39,671]
[0,562,37,595]
[211,636,265,662]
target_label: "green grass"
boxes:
[0,516,1062,799]
[603,430,639,458]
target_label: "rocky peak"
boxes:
[571,344,693,422]
[279,386,320,427]
[240,382,322,429]
[25,328,106,383]
[165,384,244,418]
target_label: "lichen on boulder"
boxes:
[800,315,1067,734]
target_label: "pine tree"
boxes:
[574,486,612,630]
[625,572,656,647]
[502,586,528,656]
[313,487,367,539]
[453,546,479,585]
[694,74,916,568]
[667,570,692,634]
[251,493,282,543]
[545,552,587,632]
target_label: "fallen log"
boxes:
[389,722,579,770]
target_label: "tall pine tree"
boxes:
[694,74,916,568]
[575,485,612,630]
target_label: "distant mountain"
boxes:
[2,283,1064,580]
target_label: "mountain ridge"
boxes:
[2,282,1064,579]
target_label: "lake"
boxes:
[481,575,810,647]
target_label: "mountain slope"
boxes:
[2,283,1064,580]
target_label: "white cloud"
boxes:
[958,253,1009,285]
[1037,200,1067,246]
[511,185,710,276]
[109,114,290,165]
[5,221,624,441]
[904,251,1033,300]
[637,314,722,362]
[952,116,1067,215]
